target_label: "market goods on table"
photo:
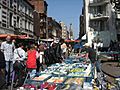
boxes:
[24,58,92,89]
[32,74,51,81]
[70,68,85,72]
[47,77,66,84]
[68,72,86,77]
[65,78,84,85]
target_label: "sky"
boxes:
[46,0,83,39]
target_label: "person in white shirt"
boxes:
[14,43,26,63]
[97,41,103,51]
[13,43,26,87]
[94,42,97,50]
[61,42,67,59]
[1,35,15,85]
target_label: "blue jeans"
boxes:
[6,61,13,83]
[91,60,100,79]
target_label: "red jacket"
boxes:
[26,50,37,69]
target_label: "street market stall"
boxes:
[20,57,93,90]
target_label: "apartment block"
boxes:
[0,0,34,37]
[111,0,120,41]
[47,17,62,39]
[60,22,69,40]
[82,0,118,47]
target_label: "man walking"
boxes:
[1,35,15,85]
[83,43,100,87]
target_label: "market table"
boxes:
[21,58,93,90]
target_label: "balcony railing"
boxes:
[89,0,109,6]
[89,13,109,20]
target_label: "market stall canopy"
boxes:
[65,39,80,43]
[39,39,54,42]
[17,35,31,39]
[0,34,17,38]
[0,34,32,39]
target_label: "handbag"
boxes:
[13,61,26,70]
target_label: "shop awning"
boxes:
[0,34,31,39]
[17,35,30,39]
[39,39,54,42]
[0,34,17,38]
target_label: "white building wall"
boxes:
[84,0,118,47]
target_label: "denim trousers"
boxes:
[91,60,100,79]
[5,61,13,83]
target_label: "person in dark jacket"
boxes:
[0,50,6,89]
[0,50,6,69]
[83,43,100,84]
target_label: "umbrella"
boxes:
[73,43,83,49]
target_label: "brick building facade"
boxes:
[27,0,48,39]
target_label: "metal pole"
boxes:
[8,60,11,85]
[46,15,49,46]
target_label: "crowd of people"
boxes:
[0,35,72,89]
[1,35,119,89]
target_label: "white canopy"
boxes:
[81,34,86,40]
[39,39,54,42]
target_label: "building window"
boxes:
[19,19,21,27]
[14,21,16,27]
[25,20,27,29]
[14,0,16,3]
[0,7,2,22]
[2,6,7,10]
[2,23,6,27]
[2,10,7,14]
[10,13,13,27]
[2,1,7,5]
[90,20,106,31]
[28,9,30,15]
[17,16,19,28]
[14,16,16,19]
[10,0,13,8]
[28,22,30,30]
[90,0,93,3]
[100,21,104,31]
[22,6,25,13]
[25,6,27,12]
[14,6,17,13]
[2,20,6,23]
[2,15,6,19]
